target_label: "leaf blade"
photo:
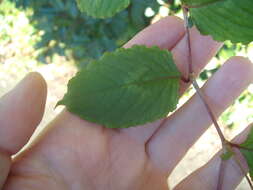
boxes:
[182,0,219,7]
[186,0,253,44]
[58,45,181,128]
[239,126,253,180]
[76,0,130,18]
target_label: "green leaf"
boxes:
[239,127,253,180]
[185,0,253,44]
[182,0,218,7]
[58,45,181,128]
[76,0,130,18]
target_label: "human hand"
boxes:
[1,16,253,190]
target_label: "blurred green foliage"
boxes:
[0,0,40,64]
[8,0,165,66]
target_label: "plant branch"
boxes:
[182,4,226,146]
[217,157,227,190]
[182,7,193,80]
[230,143,253,152]
[182,6,247,190]
[182,5,253,189]
[182,3,253,190]
[191,79,226,144]
[190,60,253,190]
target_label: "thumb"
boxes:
[0,72,47,188]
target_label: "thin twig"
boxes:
[230,143,253,152]
[182,6,227,190]
[182,6,253,189]
[183,0,226,156]
[217,157,227,190]
[191,79,226,143]
[191,69,253,190]
[182,7,193,81]
[182,7,226,140]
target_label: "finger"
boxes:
[124,16,185,50]
[0,72,47,154]
[121,19,221,144]
[147,57,253,172]
[0,152,11,189]
[171,27,222,93]
[174,124,252,190]
[3,110,109,190]
[0,72,47,188]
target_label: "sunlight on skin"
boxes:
[0,16,252,190]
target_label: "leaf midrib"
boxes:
[79,74,180,95]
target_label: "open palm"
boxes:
[1,16,253,190]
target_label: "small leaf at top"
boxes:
[239,126,253,180]
[184,0,253,44]
[58,45,181,128]
[76,0,130,18]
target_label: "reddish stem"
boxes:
[182,4,253,189]
[217,158,227,190]
[191,79,226,143]
[230,143,253,152]
[182,7,193,81]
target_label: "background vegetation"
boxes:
[9,0,162,66]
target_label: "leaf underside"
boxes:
[58,45,181,128]
[184,0,253,44]
[239,127,253,180]
[76,0,130,18]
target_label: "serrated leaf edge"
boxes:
[76,0,131,19]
